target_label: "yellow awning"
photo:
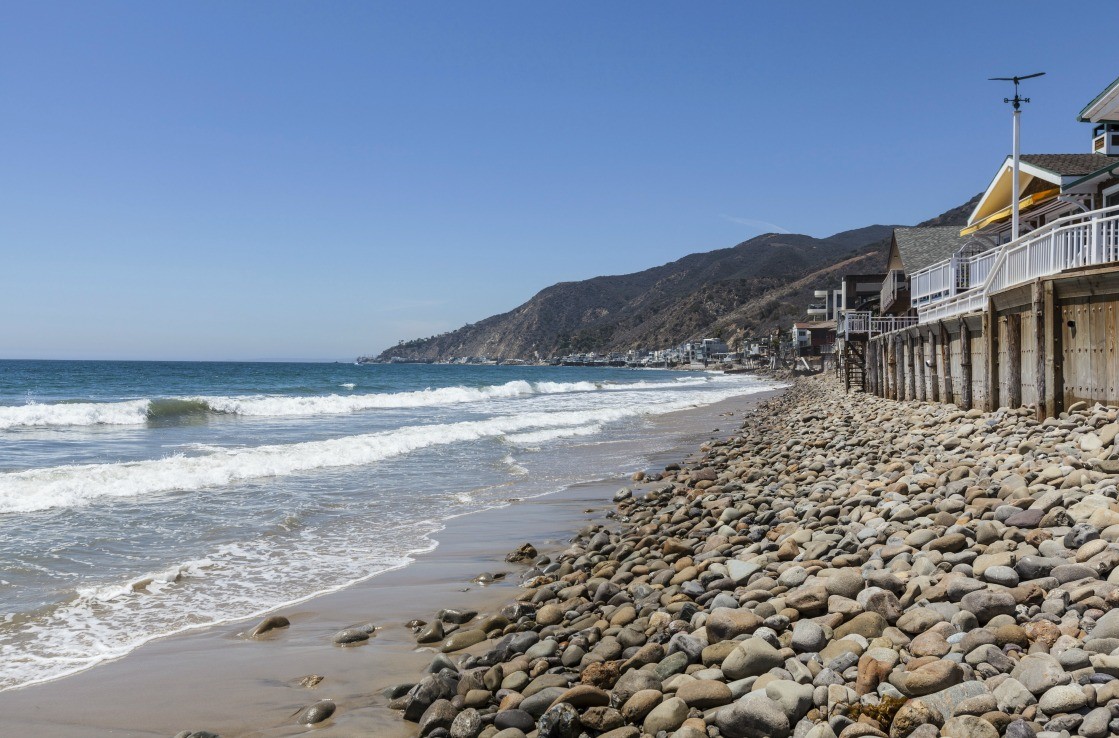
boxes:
[960,187,1061,236]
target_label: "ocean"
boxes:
[0,360,780,692]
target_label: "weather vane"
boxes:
[990,72,1045,110]
[990,72,1046,240]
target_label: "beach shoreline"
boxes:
[0,386,784,737]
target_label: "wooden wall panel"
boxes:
[950,333,965,407]
[972,327,987,410]
[1062,300,1091,407]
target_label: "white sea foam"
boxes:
[0,400,149,429]
[501,454,529,475]
[0,377,720,430]
[506,424,603,445]
[191,379,605,416]
[0,523,437,692]
[0,380,769,514]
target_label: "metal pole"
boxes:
[1012,108,1021,241]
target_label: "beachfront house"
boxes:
[881,227,971,315]
[852,74,1119,415]
[908,77,1119,315]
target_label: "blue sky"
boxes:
[1,2,1113,360]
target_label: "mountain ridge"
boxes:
[370,195,980,362]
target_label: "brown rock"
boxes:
[581,661,621,689]
[620,689,662,723]
[551,685,610,709]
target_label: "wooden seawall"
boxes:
[866,265,1119,418]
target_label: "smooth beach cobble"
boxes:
[376,376,1119,738]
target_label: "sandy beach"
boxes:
[0,387,782,737]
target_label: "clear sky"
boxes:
[2,2,1113,360]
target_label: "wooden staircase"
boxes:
[843,339,867,393]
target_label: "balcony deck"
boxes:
[910,204,1119,323]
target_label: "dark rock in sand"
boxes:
[416,620,445,644]
[332,627,372,645]
[505,543,538,563]
[404,672,459,722]
[173,732,221,738]
[383,682,415,699]
[438,608,477,625]
[441,628,487,653]
[248,615,289,638]
[296,700,336,724]
[295,674,324,688]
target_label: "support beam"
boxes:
[916,330,927,401]
[960,318,973,410]
[1034,280,1046,419]
[984,298,998,411]
[929,329,940,402]
[894,334,904,401]
[940,322,954,405]
[868,340,879,396]
[906,331,917,400]
[1043,280,1063,416]
[887,336,896,400]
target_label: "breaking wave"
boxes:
[0,405,673,514]
[0,377,716,430]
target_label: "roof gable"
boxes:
[967,154,1116,228]
[1079,74,1119,123]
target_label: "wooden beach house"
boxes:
[847,74,1119,416]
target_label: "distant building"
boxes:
[790,322,835,356]
[807,273,887,324]
[701,337,728,358]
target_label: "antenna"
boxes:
[989,72,1046,110]
[988,72,1046,241]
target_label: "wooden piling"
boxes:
[960,318,973,410]
[984,298,998,411]
[929,329,940,402]
[916,330,927,401]
[906,331,917,400]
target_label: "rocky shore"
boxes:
[361,375,1119,738]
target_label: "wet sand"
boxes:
[0,388,782,738]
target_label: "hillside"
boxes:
[370,195,979,362]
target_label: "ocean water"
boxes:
[0,360,780,691]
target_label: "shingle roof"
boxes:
[1020,153,1115,177]
[893,227,971,274]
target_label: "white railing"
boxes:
[842,311,918,338]
[880,270,907,311]
[911,261,954,304]
[914,204,1119,323]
